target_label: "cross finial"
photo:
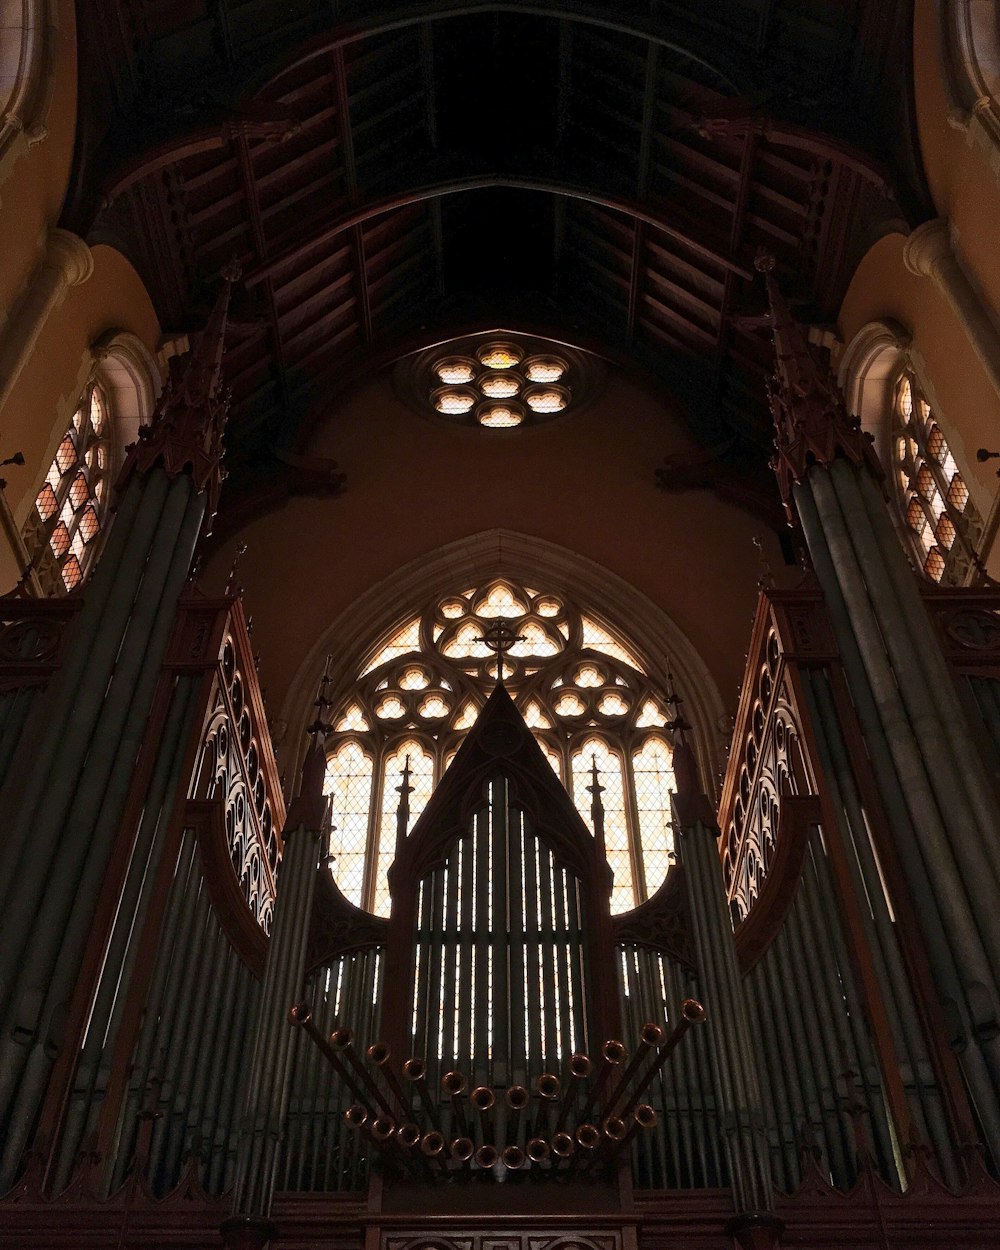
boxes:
[307,654,334,736]
[225,542,248,595]
[664,672,690,740]
[395,754,414,854]
[474,618,524,684]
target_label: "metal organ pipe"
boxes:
[554,1054,590,1134]
[805,471,1000,983]
[0,478,206,1187]
[470,1085,496,1142]
[367,1043,409,1120]
[853,463,1000,878]
[795,478,1000,1154]
[404,1058,442,1132]
[680,805,774,1215]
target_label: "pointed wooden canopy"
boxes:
[389,682,601,890]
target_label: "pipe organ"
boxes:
[409,773,591,1095]
[4,276,1000,1248]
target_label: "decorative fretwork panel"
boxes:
[719,620,808,923]
[192,626,282,933]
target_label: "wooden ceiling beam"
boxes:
[232,129,289,401]
[331,46,372,346]
[243,176,754,288]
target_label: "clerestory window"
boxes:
[892,369,981,584]
[323,579,681,918]
[25,382,113,593]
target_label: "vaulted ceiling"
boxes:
[69,0,923,521]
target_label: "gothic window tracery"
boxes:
[25,382,112,593]
[891,370,981,584]
[323,579,680,918]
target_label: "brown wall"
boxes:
[205,370,783,734]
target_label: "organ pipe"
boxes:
[229,729,327,1226]
[675,732,774,1217]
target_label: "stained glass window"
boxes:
[892,371,981,584]
[24,383,114,595]
[322,579,686,917]
[424,335,575,429]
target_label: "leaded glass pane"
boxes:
[633,737,676,898]
[325,742,375,909]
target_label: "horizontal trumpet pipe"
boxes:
[366,1042,409,1119]
[607,1104,658,1167]
[582,1114,628,1174]
[555,1054,592,1133]
[502,1144,526,1171]
[470,1085,496,1142]
[579,1040,627,1123]
[564,1122,600,1179]
[442,1070,468,1136]
[605,1023,665,1116]
[475,1143,498,1171]
[397,1121,435,1181]
[403,1057,442,1133]
[290,1005,374,1109]
[617,1000,706,1122]
[330,1025,395,1117]
[420,1129,449,1172]
[526,1136,550,1163]
[450,1135,475,1163]
[532,1072,560,1137]
[551,1130,575,1169]
[505,1084,529,1135]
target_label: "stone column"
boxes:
[903,218,1000,402]
[0,229,93,415]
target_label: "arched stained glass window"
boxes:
[25,382,112,593]
[323,579,680,917]
[892,370,981,584]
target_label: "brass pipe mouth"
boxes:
[366,1042,391,1066]
[442,1070,467,1095]
[289,1001,312,1026]
[568,1053,592,1079]
[475,1144,499,1169]
[470,1085,496,1111]
[551,1131,575,1158]
[421,1130,445,1156]
[682,998,706,1024]
[330,1027,354,1050]
[450,1135,474,1162]
[575,1123,601,1150]
[526,1137,550,1162]
[402,1057,426,1081]
[640,1022,666,1047]
[535,1073,561,1099]
[635,1104,657,1130]
[602,1115,627,1142]
[601,1040,627,1065]
[502,1145,526,1170]
[505,1084,530,1110]
[371,1116,396,1142]
[398,1122,421,1148]
[344,1104,367,1128]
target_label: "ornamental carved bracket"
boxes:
[306,866,389,972]
[611,863,694,967]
